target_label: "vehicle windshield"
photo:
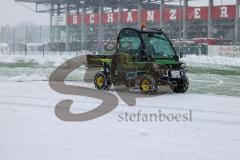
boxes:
[141,32,176,59]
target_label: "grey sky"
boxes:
[0,0,237,26]
[0,0,49,26]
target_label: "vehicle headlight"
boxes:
[181,63,187,69]
[105,67,110,73]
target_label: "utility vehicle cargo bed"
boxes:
[86,55,112,68]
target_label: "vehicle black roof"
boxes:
[121,27,163,34]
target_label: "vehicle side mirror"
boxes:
[104,42,116,51]
[179,51,183,58]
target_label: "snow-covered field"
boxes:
[0,54,240,160]
[1,54,240,68]
[182,55,240,67]
[0,81,240,160]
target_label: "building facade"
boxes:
[15,0,240,51]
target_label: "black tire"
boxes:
[172,77,189,93]
[94,71,112,91]
[137,75,158,94]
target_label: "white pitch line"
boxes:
[190,79,218,83]
[191,77,224,90]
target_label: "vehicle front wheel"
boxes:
[172,77,189,93]
[94,71,111,91]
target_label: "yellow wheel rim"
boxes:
[96,76,104,87]
[141,79,151,91]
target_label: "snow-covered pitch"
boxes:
[0,54,240,160]
[0,81,240,160]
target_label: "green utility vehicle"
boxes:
[86,27,189,94]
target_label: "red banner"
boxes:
[212,5,235,19]
[102,12,118,24]
[121,11,138,24]
[187,7,208,20]
[67,14,80,25]
[67,5,236,25]
[85,14,100,25]
[141,9,160,23]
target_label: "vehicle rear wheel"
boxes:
[137,75,157,94]
[94,71,111,91]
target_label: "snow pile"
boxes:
[0,43,9,47]
[1,54,240,68]
[9,74,48,82]
[1,54,240,82]
[0,52,93,68]
[0,74,48,82]
[182,55,240,67]
[0,54,75,67]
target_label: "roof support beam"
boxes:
[208,0,213,38]
[183,0,188,39]
[160,0,164,28]
[235,0,240,44]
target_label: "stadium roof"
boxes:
[15,0,183,6]
[15,0,178,3]
[15,0,194,13]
